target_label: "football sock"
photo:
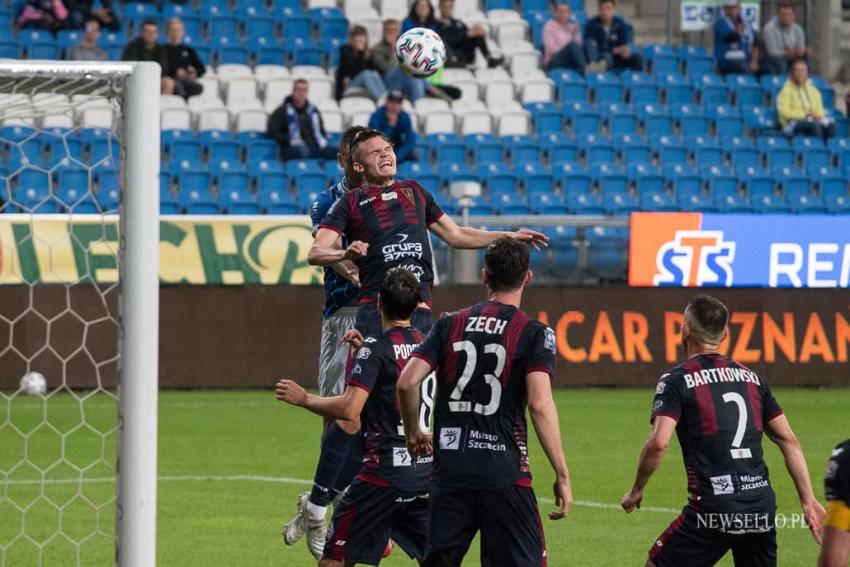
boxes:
[309,422,359,508]
[305,501,327,523]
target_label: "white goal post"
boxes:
[0,61,159,567]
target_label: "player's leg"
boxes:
[729,527,777,567]
[421,484,478,567]
[323,479,402,566]
[389,492,430,562]
[648,506,729,567]
[477,485,546,567]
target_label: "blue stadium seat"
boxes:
[637,104,673,136]
[788,193,828,214]
[286,38,322,66]
[640,191,677,211]
[566,193,605,215]
[726,74,763,107]
[603,192,639,215]
[491,191,530,215]
[442,162,476,186]
[714,194,751,213]
[677,193,716,212]
[169,140,202,163]
[503,135,542,166]
[730,147,761,168]
[528,192,568,215]
[476,162,517,195]
[750,194,790,214]
[696,75,730,106]
[791,136,825,152]
[825,194,850,214]
[318,15,349,41]
[558,167,592,195]
[586,72,623,103]
[55,187,99,213]
[656,143,688,166]
[27,42,61,60]
[587,226,628,279]
[590,163,628,195]
[622,72,658,104]
[256,45,287,65]
[465,133,503,164]
[259,189,299,214]
[693,145,724,166]
[671,104,709,137]
[517,163,554,195]
[781,177,813,200]
[178,188,218,215]
[810,76,835,108]
[649,52,679,77]
[296,190,323,213]
[577,137,615,165]
[525,102,564,134]
[428,133,464,164]
[743,176,776,199]
[659,74,693,105]
[539,132,577,164]
[816,175,848,200]
[554,73,588,104]
[627,162,665,194]
[56,167,89,192]
[685,54,714,78]
[547,225,580,277]
[799,148,831,169]
[615,134,651,165]
[669,171,702,198]
[604,108,638,136]
[207,140,240,163]
[173,168,213,193]
[764,147,794,168]
[219,188,261,215]
[245,140,278,163]
[709,175,739,198]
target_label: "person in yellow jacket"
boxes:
[776,58,838,140]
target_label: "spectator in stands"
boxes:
[16,0,68,32]
[434,0,504,68]
[402,0,436,34]
[164,18,205,99]
[584,0,642,72]
[267,79,339,161]
[368,90,417,163]
[121,20,172,94]
[371,19,430,102]
[66,18,107,61]
[762,2,809,75]
[335,25,387,101]
[777,58,837,141]
[713,0,759,75]
[65,0,119,32]
[542,2,588,73]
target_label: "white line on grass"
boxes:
[3,474,680,514]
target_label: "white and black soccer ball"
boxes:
[395,27,446,78]
[20,371,47,395]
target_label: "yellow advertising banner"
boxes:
[0,215,324,285]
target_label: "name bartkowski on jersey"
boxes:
[683,367,761,389]
[468,430,507,452]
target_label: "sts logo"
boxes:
[653,230,736,287]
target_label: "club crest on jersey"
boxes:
[356,348,371,360]
[710,474,734,495]
[400,186,415,204]
[655,382,666,395]
[439,427,461,450]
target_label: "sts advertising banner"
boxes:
[0,215,323,285]
[629,213,850,288]
[681,0,760,32]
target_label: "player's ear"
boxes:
[720,326,729,343]
[353,161,364,173]
[481,268,489,285]
[524,269,533,287]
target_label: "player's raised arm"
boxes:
[526,371,573,520]
[276,379,369,422]
[398,357,434,456]
[308,228,368,267]
[428,213,549,251]
[764,413,825,544]
[621,415,676,513]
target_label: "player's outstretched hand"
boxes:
[406,430,433,457]
[512,229,549,251]
[341,329,365,349]
[549,476,573,520]
[802,498,826,545]
[620,489,643,513]
[275,379,307,407]
[344,240,369,261]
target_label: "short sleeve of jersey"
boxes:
[411,314,448,369]
[318,193,351,236]
[525,324,557,378]
[411,181,444,225]
[651,372,685,424]
[310,191,335,235]
[760,381,784,422]
[347,341,383,393]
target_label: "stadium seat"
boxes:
[590,163,628,195]
[743,176,776,199]
[781,177,813,200]
[259,188,300,214]
[518,163,555,195]
[727,74,763,108]
[528,192,567,215]
[540,132,578,164]
[657,143,688,166]
[179,188,219,215]
[799,148,831,169]
[659,74,693,105]
[586,72,623,104]
[465,133,503,164]
[750,194,791,214]
[825,194,850,214]
[677,193,716,212]
[622,72,659,105]
[730,148,761,169]
[787,193,828,214]
[685,54,714,78]
[709,175,739,198]
[627,163,665,194]
[586,226,628,280]
[693,145,724,166]
[640,191,677,211]
[503,135,542,166]
[220,188,261,215]
[764,147,795,169]
[491,191,530,215]
[714,194,751,213]
[477,162,518,195]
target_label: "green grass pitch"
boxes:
[1,388,848,566]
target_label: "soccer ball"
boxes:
[395,27,446,78]
[20,371,47,395]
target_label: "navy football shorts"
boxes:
[650,505,777,567]
[423,483,547,567]
[355,302,433,337]
[324,477,429,565]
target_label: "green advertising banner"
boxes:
[681,0,760,32]
[0,215,324,285]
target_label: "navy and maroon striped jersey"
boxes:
[651,353,783,514]
[411,300,557,490]
[347,325,433,492]
[319,179,444,304]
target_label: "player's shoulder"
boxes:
[356,335,387,360]
[656,364,689,388]
[830,440,850,467]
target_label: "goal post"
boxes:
[0,61,160,567]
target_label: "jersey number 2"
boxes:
[448,340,504,416]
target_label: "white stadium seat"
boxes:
[497,110,530,136]
[321,108,345,133]
[495,20,528,45]
[235,109,269,132]
[453,78,481,101]
[263,77,295,110]
[379,0,407,19]
[484,79,516,109]
[215,64,253,80]
[452,99,487,113]
[307,76,334,104]
[414,98,451,114]
[521,79,555,103]
[79,107,113,129]
[224,77,258,106]
[41,113,74,129]
[188,95,226,111]
[161,108,192,130]
[352,17,384,46]
[423,110,455,135]
[308,0,337,8]
[195,107,231,131]
[460,110,493,135]
[343,0,372,15]
[254,65,290,83]
[160,95,187,108]
[487,9,523,22]
[347,109,373,127]
[290,65,327,78]
[339,96,376,115]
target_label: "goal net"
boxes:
[0,62,159,567]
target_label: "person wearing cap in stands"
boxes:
[368,90,417,163]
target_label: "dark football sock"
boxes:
[309,421,360,507]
